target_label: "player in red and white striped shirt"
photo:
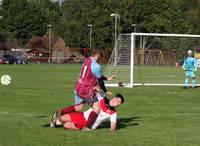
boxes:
[57,93,124,131]
[50,49,115,129]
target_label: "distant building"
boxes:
[26,48,49,63]
[26,36,67,62]
[26,36,85,63]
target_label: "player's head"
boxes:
[109,93,125,107]
[91,48,103,61]
[187,50,192,56]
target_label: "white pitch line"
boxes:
[1,111,33,116]
[1,111,51,118]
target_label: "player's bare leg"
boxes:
[74,103,84,111]
[59,114,71,123]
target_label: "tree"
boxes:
[0,0,198,50]
[181,0,200,34]
[134,0,188,33]
[0,0,60,46]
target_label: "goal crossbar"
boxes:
[131,33,200,38]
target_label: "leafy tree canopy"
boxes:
[0,0,198,49]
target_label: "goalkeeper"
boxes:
[182,50,197,88]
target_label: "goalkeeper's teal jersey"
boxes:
[183,57,197,71]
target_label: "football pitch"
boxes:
[1,64,200,146]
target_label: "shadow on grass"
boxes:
[42,123,63,128]
[42,116,140,129]
[97,116,140,130]
[43,123,51,128]
[34,115,48,119]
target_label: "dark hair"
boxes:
[115,93,124,104]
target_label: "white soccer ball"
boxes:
[1,75,12,86]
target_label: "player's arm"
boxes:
[182,61,186,70]
[92,65,115,81]
[98,79,115,95]
[92,68,107,93]
[110,122,117,131]
[91,64,109,93]
[97,75,115,95]
[182,56,187,70]
[63,122,79,130]
[193,58,197,72]
[91,62,115,93]
[110,113,117,131]
[97,77,107,93]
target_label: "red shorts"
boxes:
[69,112,86,130]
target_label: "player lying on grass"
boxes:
[50,48,115,129]
[182,50,197,89]
[52,92,124,131]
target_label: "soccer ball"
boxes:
[1,75,12,86]
[118,82,124,87]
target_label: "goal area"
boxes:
[104,33,200,87]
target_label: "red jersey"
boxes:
[84,93,117,129]
[75,58,97,99]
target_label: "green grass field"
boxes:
[1,64,200,146]
[105,65,200,85]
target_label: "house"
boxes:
[62,51,85,63]
[26,36,86,63]
[26,36,68,63]
[26,48,49,63]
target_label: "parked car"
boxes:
[0,57,8,64]
[3,55,27,64]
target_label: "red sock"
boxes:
[60,106,75,115]
[85,111,98,128]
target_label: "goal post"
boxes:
[104,33,200,87]
[130,33,135,87]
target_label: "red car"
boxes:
[0,57,8,64]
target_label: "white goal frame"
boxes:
[105,33,200,87]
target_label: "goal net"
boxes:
[104,33,200,87]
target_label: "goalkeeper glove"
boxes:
[193,68,197,72]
